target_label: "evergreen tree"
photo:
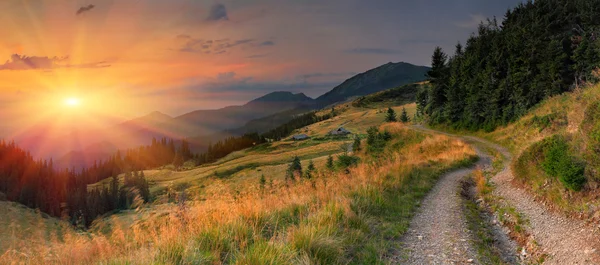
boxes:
[173,153,184,171]
[385,107,397,122]
[400,107,410,123]
[353,136,361,152]
[426,46,449,123]
[259,174,266,191]
[326,155,335,170]
[415,1,600,130]
[286,156,302,181]
[304,160,316,179]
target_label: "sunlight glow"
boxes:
[64,97,81,107]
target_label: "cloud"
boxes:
[175,36,274,54]
[259,41,275,46]
[246,54,269,59]
[76,4,95,15]
[207,3,228,21]
[0,54,110,70]
[345,48,402,55]
[455,14,487,29]
[217,71,236,81]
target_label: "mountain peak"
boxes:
[247,91,314,105]
[144,111,172,120]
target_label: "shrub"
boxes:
[581,100,600,179]
[366,126,392,154]
[540,135,569,177]
[539,135,586,191]
[336,154,360,169]
[557,159,586,191]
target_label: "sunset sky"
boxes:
[0,0,522,137]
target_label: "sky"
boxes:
[0,0,524,137]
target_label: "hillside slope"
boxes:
[475,84,600,219]
[316,62,429,107]
[0,200,71,253]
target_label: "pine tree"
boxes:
[426,46,449,123]
[286,156,302,181]
[304,160,315,179]
[326,155,334,170]
[259,174,266,191]
[173,153,184,171]
[385,107,397,122]
[400,107,410,123]
[353,136,361,152]
[110,175,119,209]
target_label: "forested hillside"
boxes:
[418,0,600,130]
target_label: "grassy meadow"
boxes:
[1,99,475,264]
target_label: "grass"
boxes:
[1,121,477,264]
[0,201,71,254]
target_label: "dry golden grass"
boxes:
[0,201,71,255]
[1,123,475,264]
[483,84,600,153]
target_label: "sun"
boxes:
[64,97,81,107]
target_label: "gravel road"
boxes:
[463,136,600,265]
[397,165,480,264]
[403,125,600,264]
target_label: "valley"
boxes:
[4,1,600,264]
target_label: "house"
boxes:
[292,134,310,141]
[329,127,352,136]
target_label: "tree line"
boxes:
[418,0,600,131]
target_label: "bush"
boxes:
[539,135,586,191]
[366,126,392,154]
[337,154,360,168]
[581,100,600,179]
[557,159,586,191]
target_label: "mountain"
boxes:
[315,62,429,107]
[56,141,117,171]
[170,91,314,137]
[246,91,314,105]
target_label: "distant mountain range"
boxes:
[15,61,429,169]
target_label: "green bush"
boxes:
[557,159,586,191]
[530,112,567,132]
[366,126,392,154]
[337,154,360,168]
[581,100,600,179]
[539,135,586,191]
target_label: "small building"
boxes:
[292,134,310,141]
[329,127,352,136]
